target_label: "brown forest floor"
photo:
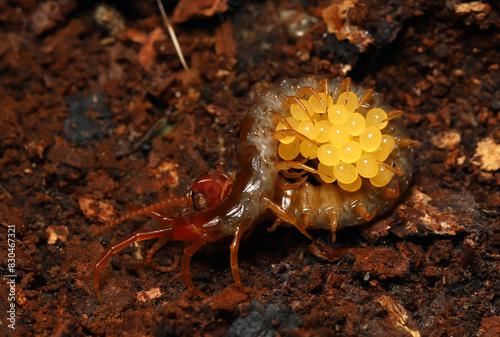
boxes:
[0,0,499,336]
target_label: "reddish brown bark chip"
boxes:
[173,0,229,23]
[480,316,500,337]
[351,246,410,279]
[208,285,248,311]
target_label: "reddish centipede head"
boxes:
[191,173,233,211]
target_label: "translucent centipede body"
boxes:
[94,76,419,299]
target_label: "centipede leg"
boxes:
[274,129,319,145]
[280,169,307,179]
[275,161,322,176]
[180,239,208,298]
[398,139,421,147]
[94,228,173,301]
[302,212,312,230]
[230,227,245,292]
[327,209,339,242]
[267,218,282,233]
[383,109,404,122]
[277,175,307,191]
[264,197,312,239]
[146,233,180,272]
[339,78,352,101]
[356,89,374,109]
[357,203,377,222]
[384,180,400,198]
[294,86,327,112]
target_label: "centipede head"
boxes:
[191,173,233,211]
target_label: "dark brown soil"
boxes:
[0,0,499,336]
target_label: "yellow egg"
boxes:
[360,126,382,152]
[297,119,320,140]
[315,120,333,143]
[338,140,362,163]
[345,113,366,136]
[317,144,339,166]
[337,175,362,192]
[278,138,301,160]
[327,104,350,125]
[308,94,332,114]
[356,155,379,178]
[366,108,388,129]
[329,125,350,148]
[334,162,358,184]
[300,140,318,159]
[370,165,393,187]
[318,163,336,183]
[370,134,395,161]
[290,99,313,121]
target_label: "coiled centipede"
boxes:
[94,76,419,299]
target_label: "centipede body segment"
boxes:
[94,76,419,299]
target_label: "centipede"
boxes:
[94,76,419,299]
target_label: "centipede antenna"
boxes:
[156,0,190,72]
[102,195,192,232]
[127,205,176,222]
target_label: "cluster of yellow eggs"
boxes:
[276,90,396,192]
